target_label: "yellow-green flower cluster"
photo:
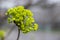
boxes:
[0,30,5,37]
[6,6,38,33]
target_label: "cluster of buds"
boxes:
[6,6,38,33]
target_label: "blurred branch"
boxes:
[30,0,56,9]
[5,25,15,39]
[31,0,45,6]
[24,0,32,9]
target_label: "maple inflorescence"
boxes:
[6,6,38,33]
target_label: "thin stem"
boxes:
[14,21,21,40]
[17,29,20,40]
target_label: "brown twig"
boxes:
[17,29,20,40]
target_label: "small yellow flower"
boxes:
[26,29,30,32]
[12,18,15,20]
[29,27,33,30]
[34,23,38,31]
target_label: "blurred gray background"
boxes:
[0,0,60,40]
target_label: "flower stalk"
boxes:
[17,29,20,40]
